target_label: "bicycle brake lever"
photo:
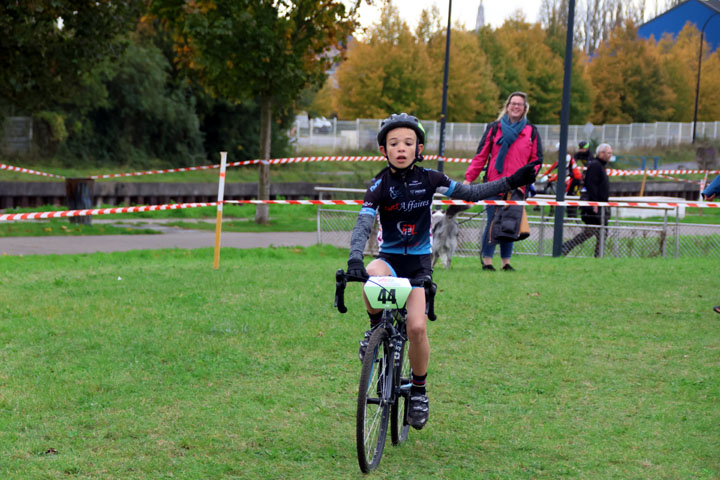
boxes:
[334,269,348,314]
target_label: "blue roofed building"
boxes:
[638,0,720,52]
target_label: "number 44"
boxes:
[377,288,396,304]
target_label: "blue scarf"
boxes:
[494,115,528,174]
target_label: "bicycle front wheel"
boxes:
[356,327,392,473]
[391,338,411,445]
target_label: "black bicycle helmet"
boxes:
[376,113,426,148]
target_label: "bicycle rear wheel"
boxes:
[391,338,411,445]
[356,327,392,473]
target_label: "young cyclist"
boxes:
[346,113,539,430]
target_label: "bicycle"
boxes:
[334,269,436,473]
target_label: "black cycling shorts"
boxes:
[377,253,433,281]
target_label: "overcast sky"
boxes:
[353,0,543,32]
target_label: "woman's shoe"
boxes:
[502,264,515,271]
[482,264,496,271]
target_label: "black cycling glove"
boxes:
[507,159,541,190]
[347,258,368,280]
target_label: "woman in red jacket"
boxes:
[463,92,543,271]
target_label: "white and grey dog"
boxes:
[431,205,470,269]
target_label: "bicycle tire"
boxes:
[356,327,392,473]
[391,337,411,445]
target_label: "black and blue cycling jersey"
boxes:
[359,166,457,255]
[348,164,514,264]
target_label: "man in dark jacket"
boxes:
[562,143,613,257]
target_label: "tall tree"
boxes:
[62,40,204,166]
[494,15,565,124]
[334,3,432,120]
[588,20,675,123]
[0,1,143,114]
[151,0,363,223]
[698,50,720,122]
[538,1,593,124]
[476,25,525,106]
[424,28,498,122]
[657,23,701,122]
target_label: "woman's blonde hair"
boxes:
[496,91,530,122]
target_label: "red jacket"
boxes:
[464,122,543,191]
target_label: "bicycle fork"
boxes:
[390,334,411,400]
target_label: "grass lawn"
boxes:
[0,219,161,237]
[0,246,718,479]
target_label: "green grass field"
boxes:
[0,246,718,479]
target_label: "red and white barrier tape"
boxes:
[225,199,718,209]
[88,157,719,180]
[2,198,716,222]
[4,155,720,181]
[0,202,218,221]
[1,163,65,179]
[648,172,701,184]
[91,165,223,179]
[88,157,384,179]
[89,160,272,179]
[607,168,720,176]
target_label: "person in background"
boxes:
[574,141,592,166]
[463,92,543,271]
[704,175,720,316]
[561,143,614,257]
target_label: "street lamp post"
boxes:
[692,12,719,144]
[551,0,576,256]
[437,0,452,173]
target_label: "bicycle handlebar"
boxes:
[334,269,437,321]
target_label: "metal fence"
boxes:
[294,118,720,153]
[316,206,720,259]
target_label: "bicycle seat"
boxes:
[363,276,412,310]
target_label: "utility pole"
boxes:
[692,12,719,143]
[437,0,452,173]
[552,0,576,257]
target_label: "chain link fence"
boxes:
[317,207,720,259]
[294,118,720,153]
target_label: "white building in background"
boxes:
[475,1,485,30]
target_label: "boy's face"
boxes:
[379,127,424,170]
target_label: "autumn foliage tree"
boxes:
[151,0,363,223]
[656,22,720,123]
[657,23,703,122]
[335,4,501,124]
[334,4,432,119]
[424,28,498,122]
[306,3,720,137]
[588,20,676,124]
[697,50,720,122]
